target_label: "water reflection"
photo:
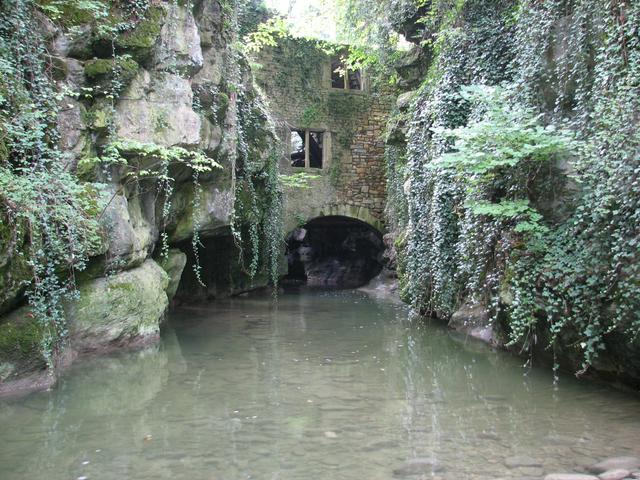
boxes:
[0,290,638,480]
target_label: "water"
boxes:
[1,289,639,480]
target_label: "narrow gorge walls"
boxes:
[0,0,280,394]
[379,0,640,387]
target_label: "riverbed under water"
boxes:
[1,289,639,480]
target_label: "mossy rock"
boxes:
[0,217,31,315]
[0,306,47,378]
[91,6,165,64]
[39,0,102,28]
[84,56,140,95]
[67,260,169,352]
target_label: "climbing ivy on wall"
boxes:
[379,0,640,374]
[0,0,105,368]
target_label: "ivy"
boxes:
[0,0,105,368]
[374,0,640,375]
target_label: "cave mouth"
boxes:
[283,216,384,289]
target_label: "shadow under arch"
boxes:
[283,214,385,289]
[283,204,385,236]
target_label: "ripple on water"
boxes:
[0,290,639,480]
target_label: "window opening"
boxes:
[331,58,345,88]
[290,129,306,167]
[331,57,362,90]
[309,131,323,168]
[290,129,324,169]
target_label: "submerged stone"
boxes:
[393,458,444,476]
[589,458,640,474]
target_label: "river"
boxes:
[1,289,639,479]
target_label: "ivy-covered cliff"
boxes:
[374,0,640,386]
[0,0,282,394]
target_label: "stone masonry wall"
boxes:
[252,38,393,229]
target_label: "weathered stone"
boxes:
[396,90,416,110]
[168,182,234,243]
[66,260,169,353]
[544,475,599,480]
[598,469,632,480]
[393,458,444,476]
[193,0,223,48]
[504,455,543,468]
[101,192,156,271]
[158,249,187,302]
[154,4,203,76]
[590,458,640,474]
[200,117,223,154]
[115,70,201,147]
[57,96,86,164]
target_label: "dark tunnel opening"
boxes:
[283,216,384,289]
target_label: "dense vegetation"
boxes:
[339,0,639,376]
[0,0,284,371]
[1,0,639,384]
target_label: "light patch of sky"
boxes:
[264,0,338,40]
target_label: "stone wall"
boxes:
[252,38,394,231]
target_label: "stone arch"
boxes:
[283,210,385,288]
[283,203,384,236]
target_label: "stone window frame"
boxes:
[328,56,366,94]
[289,128,331,170]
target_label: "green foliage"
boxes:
[299,105,321,129]
[0,0,106,368]
[243,16,289,53]
[37,0,110,27]
[432,85,576,175]
[383,0,640,375]
[279,172,320,189]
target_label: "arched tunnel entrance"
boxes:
[283,216,384,289]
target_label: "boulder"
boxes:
[449,302,496,345]
[158,249,187,302]
[66,260,169,353]
[589,458,640,474]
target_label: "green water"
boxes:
[1,289,639,480]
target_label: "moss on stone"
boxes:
[115,6,165,57]
[216,92,230,125]
[0,308,46,369]
[0,216,31,315]
[84,56,139,94]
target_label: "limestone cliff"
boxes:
[0,0,279,395]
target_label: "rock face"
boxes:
[66,260,169,353]
[0,0,279,394]
[158,249,187,302]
